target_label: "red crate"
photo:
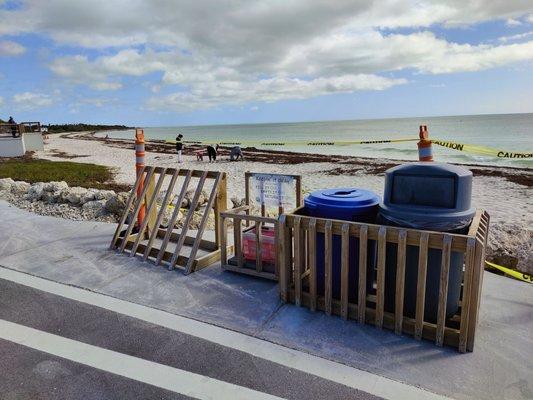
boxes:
[243,225,276,264]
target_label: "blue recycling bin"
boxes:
[304,188,380,302]
[378,163,476,323]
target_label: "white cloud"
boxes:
[2,1,533,111]
[0,40,25,56]
[498,31,533,43]
[13,92,54,109]
[506,18,522,26]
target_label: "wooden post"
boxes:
[436,234,452,346]
[414,232,429,340]
[340,223,350,320]
[324,220,333,316]
[394,230,407,334]
[294,216,302,306]
[214,172,227,247]
[308,218,317,312]
[358,225,368,324]
[375,226,387,329]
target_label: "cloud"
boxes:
[13,92,54,109]
[0,40,25,56]
[2,1,533,111]
[498,31,533,43]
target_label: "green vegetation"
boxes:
[0,158,130,192]
[47,123,133,133]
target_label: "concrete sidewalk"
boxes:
[0,201,531,400]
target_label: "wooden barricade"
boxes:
[110,166,228,274]
[279,209,490,352]
[220,172,302,280]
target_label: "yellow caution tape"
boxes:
[485,261,532,284]
[163,136,532,159]
[432,140,532,159]
[165,138,419,146]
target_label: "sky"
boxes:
[0,0,532,126]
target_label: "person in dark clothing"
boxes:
[229,145,244,161]
[8,116,18,138]
[175,133,183,163]
[206,144,219,162]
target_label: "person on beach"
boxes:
[229,145,244,161]
[206,144,219,162]
[175,133,183,163]
[8,116,18,137]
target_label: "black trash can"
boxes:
[378,163,476,323]
[304,188,380,302]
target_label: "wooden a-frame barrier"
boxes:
[110,166,228,274]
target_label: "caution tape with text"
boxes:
[166,137,532,159]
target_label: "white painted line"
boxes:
[0,319,283,400]
[0,266,451,400]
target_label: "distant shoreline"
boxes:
[60,131,532,187]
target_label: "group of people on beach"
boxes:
[175,133,244,163]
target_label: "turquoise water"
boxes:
[104,113,532,167]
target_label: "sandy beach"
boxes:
[34,131,532,272]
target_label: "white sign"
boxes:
[250,173,295,208]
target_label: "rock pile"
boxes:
[0,178,128,223]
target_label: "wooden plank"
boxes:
[234,217,243,267]
[324,220,333,316]
[185,173,223,274]
[273,220,280,279]
[142,169,180,261]
[415,231,429,340]
[394,230,407,334]
[244,172,251,227]
[213,172,227,247]
[118,168,156,254]
[436,234,452,346]
[340,223,350,320]
[466,236,485,352]
[221,262,276,280]
[358,225,368,324]
[295,176,302,207]
[278,215,289,302]
[110,167,146,249]
[220,215,228,265]
[130,169,167,257]
[155,170,192,265]
[155,229,217,251]
[458,237,476,353]
[169,171,208,270]
[308,218,317,312]
[293,216,302,306]
[375,226,387,329]
[255,221,263,272]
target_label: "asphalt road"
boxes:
[0,277,382,400]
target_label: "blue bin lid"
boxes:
[305,188,380,210]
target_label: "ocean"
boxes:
[104,113,532,167]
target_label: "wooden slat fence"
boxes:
[279,210,489,352]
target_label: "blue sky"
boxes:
[0,1,532,126]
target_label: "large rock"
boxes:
[41,190,61,204]
[64,186,88,205]
[0,178,14,191]
[82,199,107,212]
[43,181,68,192]
[11,181,30,194]
[80,189,98,204]
[26,182,45,201]
[105,192,129,215]
[231,196,246,208]
[95,190,116,201]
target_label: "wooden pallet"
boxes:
[110,166,228,274]
[279,209,490,352]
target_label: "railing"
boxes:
[0,121,41,138]
[278,209,489,352]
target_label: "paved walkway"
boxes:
[0,201,531,400]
